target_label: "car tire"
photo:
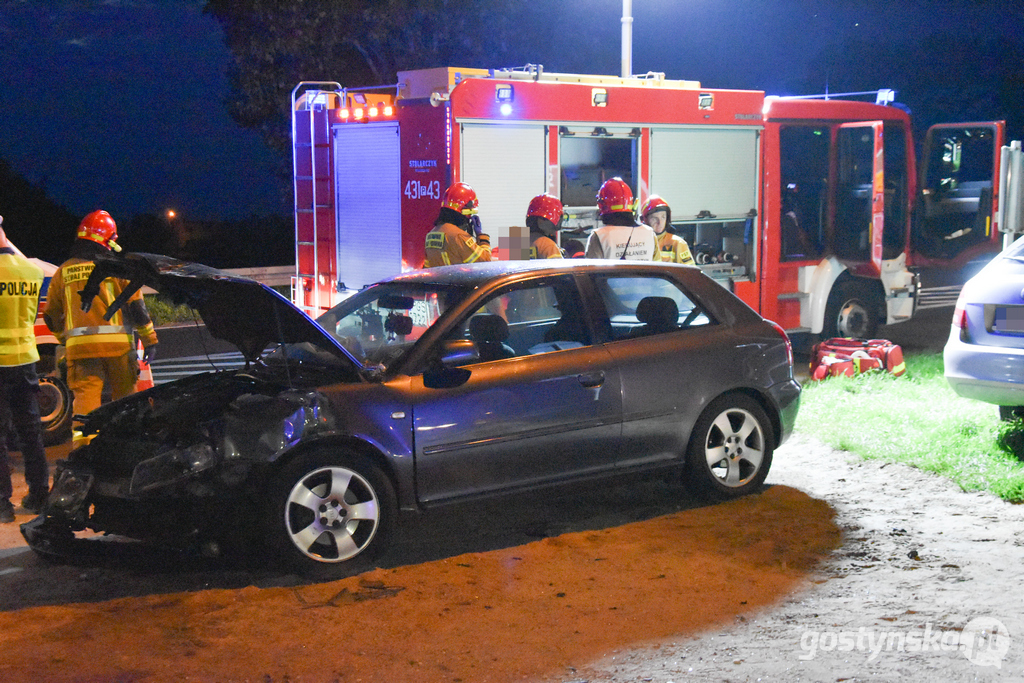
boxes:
[266,448,396,579]
[823,279,880,339]
[38,375,73,446]
[685,394,774,501]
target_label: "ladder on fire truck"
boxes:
[291,81,342,318]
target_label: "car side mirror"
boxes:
[437,338,478,367]
[423,339,476,389]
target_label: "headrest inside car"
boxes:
[469,314,509,342]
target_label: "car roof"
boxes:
[385,259,698,287]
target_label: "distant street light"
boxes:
[165,209,177,220]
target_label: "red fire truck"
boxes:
[291,65,1016,339]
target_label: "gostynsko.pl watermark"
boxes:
[798,617,1011,668]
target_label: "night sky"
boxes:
[0,0,285,223]
[1,0,1021,225]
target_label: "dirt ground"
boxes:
[0,428,1022,682]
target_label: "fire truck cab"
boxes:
[292,66,1007,339]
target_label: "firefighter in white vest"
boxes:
[423,183,491,267]
[0,218,49,522]
[45,210,158,445]
[641,195,695,265]
[585,178,660,261]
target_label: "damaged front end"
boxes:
[22,368,338,560]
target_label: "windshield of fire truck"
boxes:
[316,282,472,367]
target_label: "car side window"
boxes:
[453,275,592,363]
[593,275,714,340]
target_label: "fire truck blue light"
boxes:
[500,103,513,116]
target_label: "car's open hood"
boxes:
[82,252,358,366]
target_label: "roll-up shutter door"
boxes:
[334,122,401,289]
[649,128,760,220]
[461,124,546,250]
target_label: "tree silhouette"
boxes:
[0,159,79,264]
[204,0,554,153]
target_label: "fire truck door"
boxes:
[914,122,1005,265]
[460,123,547,257]
[334,122,401,289]
[835,121,885,277]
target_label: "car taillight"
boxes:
[952,296,970,341]
[768,320,794,367]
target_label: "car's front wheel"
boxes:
[266,448,396,578]
[685,394,774,501]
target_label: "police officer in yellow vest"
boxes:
[44,210,158,446]
[0,218,49,523]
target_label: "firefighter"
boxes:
[0,218,49,522]
[518,194,564,259]
[45,210,158,446]
[585,178,660,261]
[641,195,695,265]
[423,182,491,267]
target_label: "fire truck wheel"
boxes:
[265,448,396,579]
[684,393,774,502]
[823,280,881,339]
[38,375,73,446]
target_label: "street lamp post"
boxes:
[621,0,633,78]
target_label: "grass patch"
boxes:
[796,352,1024,502]
[144,294,200,326]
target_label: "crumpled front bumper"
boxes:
[20,514,86,561]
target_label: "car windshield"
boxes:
[315,281,472,368]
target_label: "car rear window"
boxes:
[593,275,715,340]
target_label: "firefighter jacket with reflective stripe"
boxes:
[657,232,696,265]
[424,222,491,267]
[0,249,43,367]
[45,256,158,360]
[530,233,563,260]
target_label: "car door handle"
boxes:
[577,371,605,388]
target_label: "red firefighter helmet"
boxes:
[596,177,635,217]
[76,210,121,252]
[640,195,671,222]
[526,194,564,225]
[441,182,479,215]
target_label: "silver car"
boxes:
[945,236,1024,419]
[24,254,800,578]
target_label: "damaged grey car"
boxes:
[22,253,800,578]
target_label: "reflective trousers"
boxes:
[68,352,138,445]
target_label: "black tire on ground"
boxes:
[265,448,396,579]
[38,375,73,446]
[822,279,882,340]
[685,393,774,502]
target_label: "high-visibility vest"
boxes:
[0,251,43,367]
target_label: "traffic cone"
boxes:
[136,339,154,391]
